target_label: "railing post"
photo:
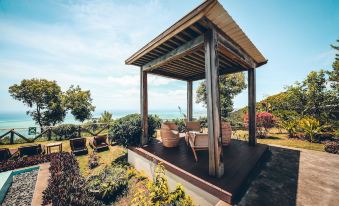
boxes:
[10,129,14,144]
[47,128,52,141]
[78,126,82,138]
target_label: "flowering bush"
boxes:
[244,112,276,138]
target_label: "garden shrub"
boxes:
[87,165,128,203]
[244,112,276,138]
[197,116,208,128]
[281,119,299,138]
[324,141,339,154]
[42,153,102,206]
[299,117,322,142]
[108,114,160,147]
[132,163,194,206]
[52,124,79,140]
[0,153,56,172]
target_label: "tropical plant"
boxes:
[99,111,113,124]
[280,119,299,138]
[108,114,161,147]
[132,163,194,206]
[196,73,246,118]
[8,79,66,130]
[299,117,322,142]
[87,166,128,202]
[171,118,186,132]
[63,85,95,122]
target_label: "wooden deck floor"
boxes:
[130,137,268,204]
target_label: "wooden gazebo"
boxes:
[126,0,267,178]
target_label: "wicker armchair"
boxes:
[188,132,208,162]
[184,121,201,145]
[160,122,180,148]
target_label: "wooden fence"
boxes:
[0,123,110,144]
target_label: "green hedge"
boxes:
[108,114,161,147]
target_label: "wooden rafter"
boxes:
[143,35,204,71]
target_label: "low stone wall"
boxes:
[128,149,221,206]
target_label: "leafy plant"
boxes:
[281,119,299,138]
[42,153,102,206]
[87,166,128,202]
[132,163,194,206]
[0,153,57,172]
[299,117,322,142]
[171,118,186,132]
[88,151,100,169]
[108,114,160,147]
[52,124,79,140]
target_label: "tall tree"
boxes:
[64,85,95,122]
[328,39,339,93]
[8,79,66,129]
[196,73,246,118]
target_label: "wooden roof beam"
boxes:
[217,32,257,68]
[143,34,204,72]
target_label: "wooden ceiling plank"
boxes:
[143,34,204,71]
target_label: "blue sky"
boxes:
[0,0,338,114]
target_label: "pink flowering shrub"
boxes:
[244,112,276,138]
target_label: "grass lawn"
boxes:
[0,137,126,177]
[233,129,324,152]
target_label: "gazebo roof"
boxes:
[125,0,267,81]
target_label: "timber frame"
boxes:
[126,0,267,177]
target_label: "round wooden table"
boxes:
[46,142,62,154]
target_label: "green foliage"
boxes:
[168,184,194,206]
[280,119,299,138]
[132,164,194,206]
[108,114,161,147]
[43,153,102,206]
[99,111,113,124]
[64,85,95,122]
[196,73,246,118]
[87,165,128,202]
[52,124,79,140]
[171,118,186,132]
[8,79,66,128]
[299,117,322,143]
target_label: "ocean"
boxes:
[0,110,207,130]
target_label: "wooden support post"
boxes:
[248,68,256,146]
[187,81,193,121]
[205,28,224,177]
[10,129,14,144]
[141,67,148,145]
